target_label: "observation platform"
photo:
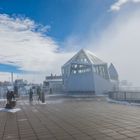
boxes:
[0,96,140,140]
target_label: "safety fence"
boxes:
[109,91,140,102]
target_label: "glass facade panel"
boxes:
[70,64,91,74]
[94,65,109,79]
[75,52,89,63]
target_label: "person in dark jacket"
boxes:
[5,90,16,109]
[29,88,33,102]
[37,86,41,101]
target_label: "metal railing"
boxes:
[109,90,140,102]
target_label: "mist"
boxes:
[88,8,140,86]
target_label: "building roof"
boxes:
[45,75,62,82]
[84,50,106,65]
[62,49,106,67]
[46,75,62,80]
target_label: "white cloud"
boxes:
[0,14,74,83]
[110,0,140,11]
[0,72,11,82]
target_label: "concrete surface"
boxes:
[0,97,140,140]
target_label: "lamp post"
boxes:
[11,72,14,88]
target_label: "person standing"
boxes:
[37,86,41,102]
[29,88,33,102]
[5,90,16,109]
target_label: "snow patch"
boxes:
[46,100,63,104]
[0,99,6,102]
[107,98,140,106]
[0,108,21,113]
[18,119,27,122]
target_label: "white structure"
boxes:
[43,75,63,94]
[62,49,118,95]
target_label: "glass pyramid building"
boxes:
[62,49,118,95]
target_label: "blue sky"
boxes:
[0,0,116,74]
[0,0,114,41]
[0,0,117,72]
[1,0,140,85]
